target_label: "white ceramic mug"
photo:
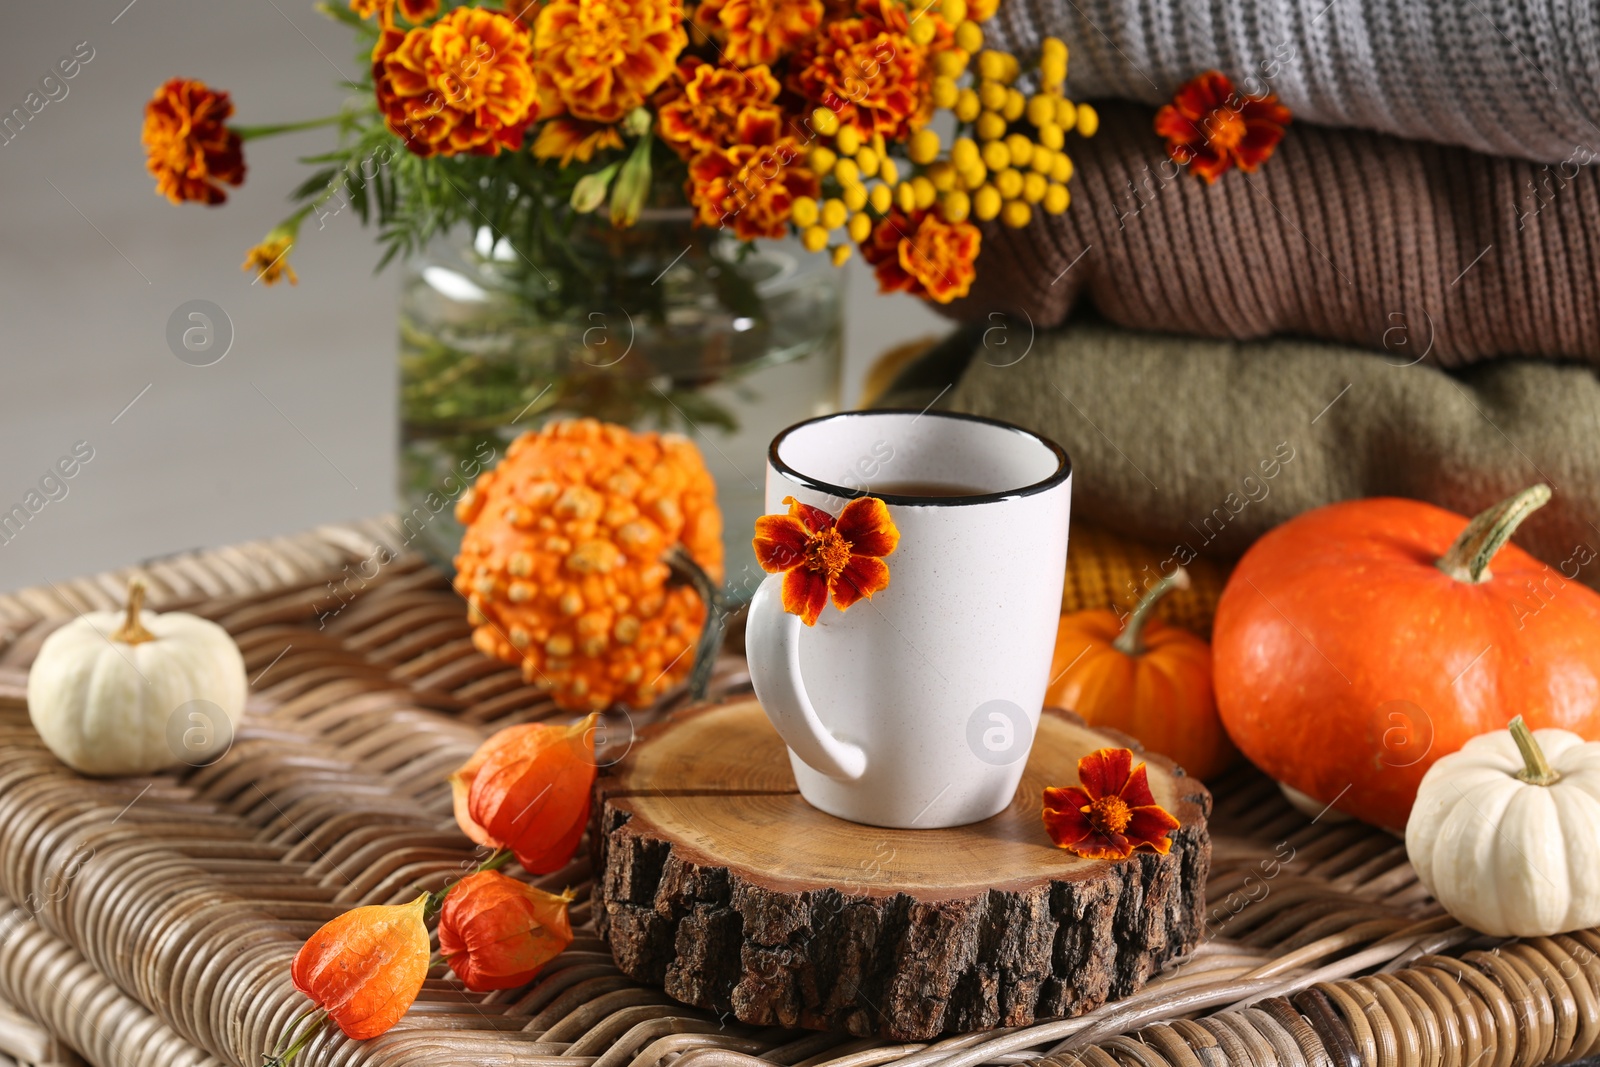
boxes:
[746,410,1072,828]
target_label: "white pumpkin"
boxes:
[27,579,247,776]
[1406,716,1600,937]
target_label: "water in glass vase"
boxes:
[398,219,842,601]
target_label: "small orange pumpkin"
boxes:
[1045,567,1234,780]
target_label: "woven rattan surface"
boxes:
[0,519,1596,1067]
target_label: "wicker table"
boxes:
[0,519,1595,1067]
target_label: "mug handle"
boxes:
[746,573,868,781]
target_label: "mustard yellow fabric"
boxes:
[1062,522,1226,638]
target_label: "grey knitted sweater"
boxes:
[986,0,1600,164]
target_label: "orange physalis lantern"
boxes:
[1042,748,1180,860]
[437,871,575,990]
[289,894,430,1040]
[450,715,598,873]
[454,419,723,711]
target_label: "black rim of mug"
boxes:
[767,409,1073,507]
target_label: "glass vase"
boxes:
[398,213,843,600]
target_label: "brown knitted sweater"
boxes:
[948,101,1600,367]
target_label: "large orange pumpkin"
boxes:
[1213,485,1600,831]
[1045,568,1235,780]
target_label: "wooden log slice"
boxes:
[592,698,1211,1041]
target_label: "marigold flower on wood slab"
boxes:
[1154,70,1290,183]
[438,871,576,991]
[451,714,598,873]
[373,7,538,157]
[290,894,430,1040]
[1042,747,1180,860]
[141,78,245,205]
[753,495,898,626]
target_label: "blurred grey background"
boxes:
[0,0,946,591]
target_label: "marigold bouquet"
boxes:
[141,0,1098,305]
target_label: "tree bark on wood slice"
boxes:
[592,699,1211,1040]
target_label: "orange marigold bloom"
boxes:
[657,59,781,158]
[695,0,822,66]
[860,207,980,304]
[788,6,928,140]
[687,108,817,239]
[753,496,898,626]
[290,895,430,1039]
[350,0,437,22]
[242,232,297,286]
[450,715,598,874]
[373,7,538,157]
[533,118,625,165]
[399,0,441,20]
[1042,748,1180,860]
[438,872,575,991]
[141,78,245,206]
[1154,70,1291,183]
[535,0,688,124]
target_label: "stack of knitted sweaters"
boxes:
[898,0,1600,585]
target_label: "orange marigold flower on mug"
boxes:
[533,118,625,166]
[860,208,980,304]
[753,496,899,626]
[289,894,430,1039]
[535,0,688,124]
[450,715,598,874]
[437,871,575,991]
[657,59,782,158]
[141,78,245,205]
[1154,70,1291,183]
[687,108,818,240]
[372,7,538,157]
[1042,747,1180,860]
[789,12,927,140]
[695,0,822,66]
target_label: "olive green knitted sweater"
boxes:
[885,319,1600,586]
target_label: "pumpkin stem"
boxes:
[1112,567,1191,656]
[1509,715,1561,786]
[111,578,156,645]
[1437,485,1552,584]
